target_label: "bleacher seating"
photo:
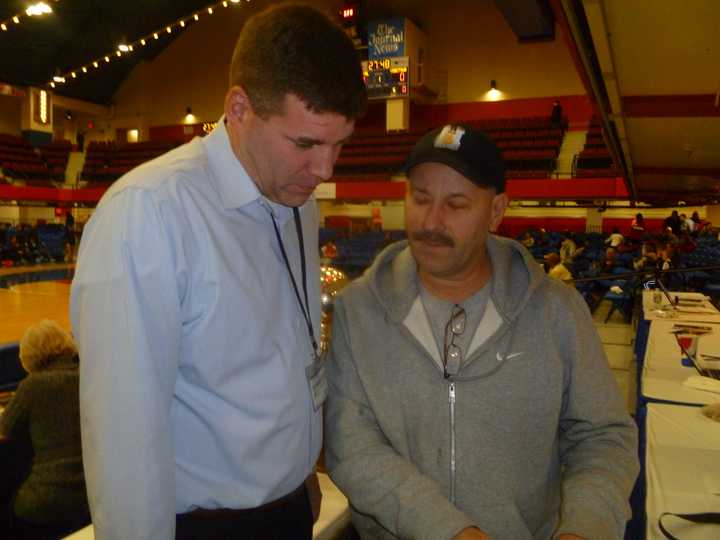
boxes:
[0,134,71,184]
[574,119,618,177]
[332,116,564,182]
[321,229,406,276]
[81,140,178,183]
[38,140,72,181]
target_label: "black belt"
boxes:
[181,483,307,518]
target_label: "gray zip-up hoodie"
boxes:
[325,236,638,540]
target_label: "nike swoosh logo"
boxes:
[496,352,524,362]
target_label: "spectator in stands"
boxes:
[605,227,624,248]
[634,240,658,270]
[662,226,679,247]
[630,212,645,239]
[680,213,695,234]
[545,252,573,284]
[677,231,697,255]
[63,212,76,262]
[520,230,535,248]
[664,210,682,235]
[0,320,90,538]
[71,5,366,540]
[325,124,638,540]
[7,235,25,265]
[658,244,674,271]
[603,248,618,273]
[698,221,715,237]
[559,233,577,265]
[691,211,702,226]
[550,99,563,130]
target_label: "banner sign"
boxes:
[368,17,405,59]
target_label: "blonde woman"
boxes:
[0,320,89,538]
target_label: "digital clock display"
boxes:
[367,59,391,71]
[362,56,409,100]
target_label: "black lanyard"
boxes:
[270,206,318,356]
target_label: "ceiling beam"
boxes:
[623,95,720,117]
[552,0,637,200]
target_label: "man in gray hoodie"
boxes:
[325,124,639,540]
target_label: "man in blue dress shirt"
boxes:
[70,4,366,539]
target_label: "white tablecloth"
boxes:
[642,320,720,405]
[646,403,720,539]
[64,472,350,540]
[643,290,720,322]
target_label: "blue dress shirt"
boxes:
[71,120,322,540]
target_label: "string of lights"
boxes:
[0,1,58,33]
[48,0,250,89]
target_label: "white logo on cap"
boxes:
[433,125,465,151]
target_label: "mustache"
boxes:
[411,230,454,247]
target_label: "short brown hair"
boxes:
[19,319,77,373]
[229,3,367,119]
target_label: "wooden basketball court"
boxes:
[0,264,74,345]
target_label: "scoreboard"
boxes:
[362,56,409,100]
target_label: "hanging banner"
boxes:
[368,17,405,59]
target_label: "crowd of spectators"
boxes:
[0,221,76,267]
[522,213,720,307]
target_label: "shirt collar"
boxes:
[203,116,302,225]
[203,116,262,211]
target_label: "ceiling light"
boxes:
[50,82,55,88]
[166,26,172,33]
[13,16,20,24]
[486,79,502,101]
[71,72,76,78]
[116,51,121,57]
[223,1,228,6]
[118,44,130,52]
[93,61,98,68]
[26,2,52,16]
[208,7,213,14]
[105,56,110,62]
[1,23,7,31]
[53,74,66,83]
[180,20,185,27]
[153,33,159,39]
[140,38,146,45]
[82,66,87,73]
[194,14,199,20]
[128,45,133,51]
[231,0,240,3]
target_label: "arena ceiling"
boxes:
[0,0,218,104]
[559,0,720,206]
[1,0,718,206]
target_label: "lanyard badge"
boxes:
[270,206,326,411]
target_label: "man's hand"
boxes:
[305,471,322,524]
[556,535,586,540]
[453,527,491,540]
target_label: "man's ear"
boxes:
[224,85,253,128]
[489,192,509,232]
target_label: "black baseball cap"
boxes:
[401,124,505,193]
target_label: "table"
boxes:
[63,472,351,540]
[645,403,720,539]
[642,290,720,323]
[641,320,720,405]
